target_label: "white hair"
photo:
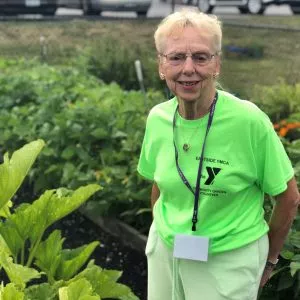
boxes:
[154,8,222,54]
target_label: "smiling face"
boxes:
[159,26,220,104]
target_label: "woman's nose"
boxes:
[182,56,195,75]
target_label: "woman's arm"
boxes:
[260,177,300,287]
[151,182,160,216]
[268,177,299,262]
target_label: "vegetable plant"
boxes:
[0,139,139,300]
[0,59,159,233]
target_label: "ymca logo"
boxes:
[204,167,221,185]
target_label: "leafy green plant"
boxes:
[77,41,164,92]
[250,82,300,299]
[259,139,300,300]
[0,59,159,232]
[259,215,300,300]
[251,80,300,124]
[0,140,139,299]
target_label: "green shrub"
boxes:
[74,40,164,93]
[0,58,160,231]
[250,80,300,124]
[246,81,300,299]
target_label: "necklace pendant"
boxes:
[183,143,190,152]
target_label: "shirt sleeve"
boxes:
[137,113,155,181]
[254,113,294,196]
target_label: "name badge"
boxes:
[173,234,209,262]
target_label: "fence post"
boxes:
[40,35,47,63]
[134,59,147,108]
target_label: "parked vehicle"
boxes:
[181,0,300,14]
[0,0,58,15]
[58,0,153,16]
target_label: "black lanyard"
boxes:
[172,93,218,231]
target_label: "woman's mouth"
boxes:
[177,81,201,89]
[178,81,200,86]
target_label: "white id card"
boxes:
[173,234,209,262]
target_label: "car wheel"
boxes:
[290,5,300,14]
[238,6,249,14]
[82,0,100,15]
[42,7,57,16]
[1,11,17,16]
[137,11,147,17]
[197,0,213,13]
[247,0,265,14]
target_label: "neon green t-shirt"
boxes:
[137,90,294,254]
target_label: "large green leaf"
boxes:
[34,230,64,282]
[0,234,12,257]
[29,185,101,243]
[96,270,139,300]
[292,254,300,262]
[0,283,24,300]
[290,232,300,249]
[24,282,59,300]
[102,269,123,282]
[291,262,300,277]
[59,278,100,300]
[0,201,12,218]
[0,185,101,261]
[280,249,295,260]
[0,139,45,211]
[69,264,139,300]
[0,201,39,259]
[0,250,42,290]
[56,241,99,281]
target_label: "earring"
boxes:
[160,73,165,80]
[213,73,219,79]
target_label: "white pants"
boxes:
[146,222,269,300]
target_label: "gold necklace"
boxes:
[182,124,201,152]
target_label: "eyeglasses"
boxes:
[160,52,217,67]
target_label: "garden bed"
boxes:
[48,210,148,300]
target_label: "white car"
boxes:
[59,0,153,16]
[181,0,300,14]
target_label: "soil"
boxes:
[51,210,148,300]
[12,184,147,300]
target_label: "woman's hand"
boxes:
[259,266,273,287]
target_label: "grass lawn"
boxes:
[0,16,299,98]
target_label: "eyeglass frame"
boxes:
[159,51,219,67]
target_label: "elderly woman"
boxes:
[137,9,299,300]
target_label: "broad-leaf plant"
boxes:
[0,140,139,300]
